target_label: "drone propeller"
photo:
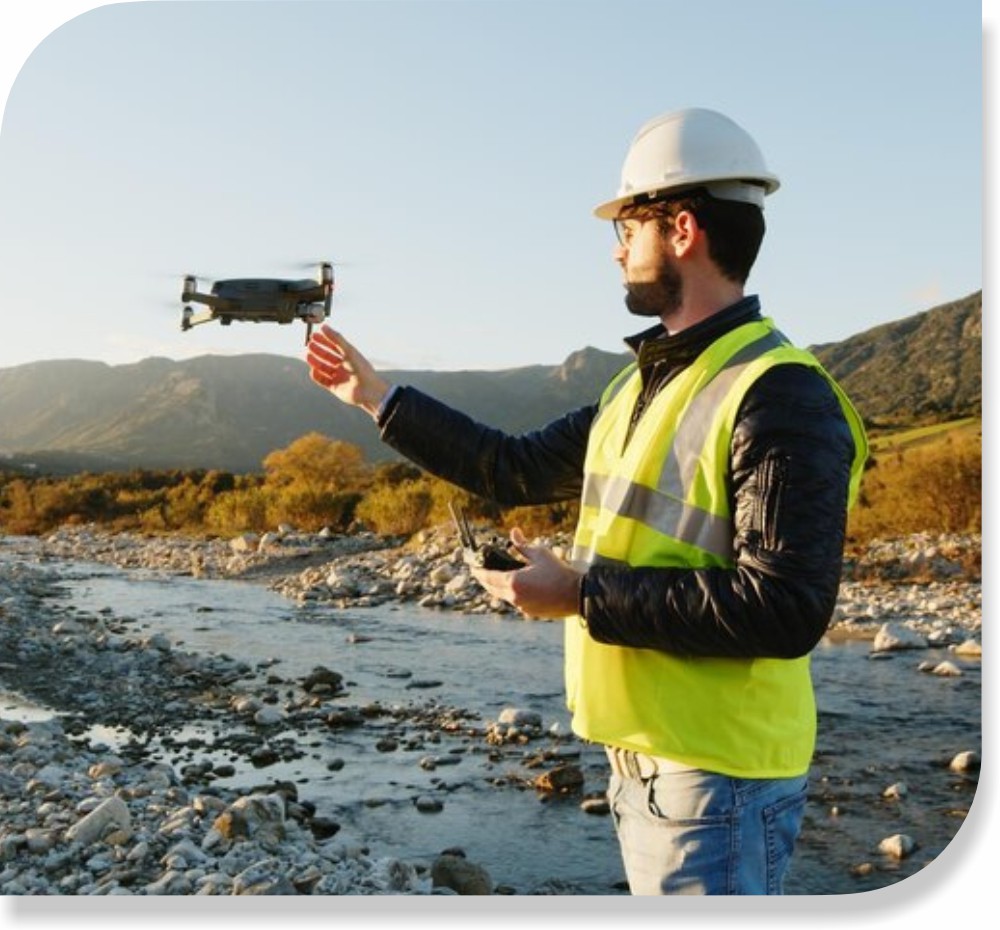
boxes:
[283,258,354,271]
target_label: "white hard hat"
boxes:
[593,108,780,219]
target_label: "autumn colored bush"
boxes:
[1,422,980,547]
[848,430,981,542]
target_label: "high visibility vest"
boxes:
[565,317,868,778]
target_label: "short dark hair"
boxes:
[642,187,766,284]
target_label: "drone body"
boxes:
[181,262,333,342]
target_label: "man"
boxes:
[305,107,868,895]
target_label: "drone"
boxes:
[180,262,334,343]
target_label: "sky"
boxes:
[0,0,985,375]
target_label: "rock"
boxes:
[143,633,172,652]
[88,761,123,780]
[258,532,282,551]
[872,622,927,652]
[952,639,982,657]
[429,564,455,585]
[230,534,259,553]
[253,707,286,726]
[580,796,610,815]
[949,750,980,773]
[51,619,85,636]
[431,853,492,895]
[211,794,286,844]
[534,764,584,795]
[487,707,545,745]
[498,708,543,729]
[415,796,443,813]
[302,666,343,695]
[24,828,56,855]
[877,834,916,859]
[231,695,262,714]
[309,816,341,840]
[64,796,131,847]
[931,661,963,677]
[232,858,298,895]
[144,869,192,894]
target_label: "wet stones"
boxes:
[948,750,980,773]
[301,666,344,697]
[877,833,917,860]
[431,851,492,895]
[533,764,584,795]
[210,794,287,845]
[872,622,927,652]
[486,707,544,745]
[0,718,430,896]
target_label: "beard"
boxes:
[624,259,683,318]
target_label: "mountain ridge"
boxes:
[0,291,981,474]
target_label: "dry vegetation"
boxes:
[0,422,980,549]
[847,421,981,541]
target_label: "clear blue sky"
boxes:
[0,0,984,373]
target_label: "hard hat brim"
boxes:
[592,176,780,220]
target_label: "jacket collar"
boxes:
[624,295,763,358]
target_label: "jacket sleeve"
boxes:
[378,385,596,505]
[582,364,858,659]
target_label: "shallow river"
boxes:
[2,559,983,895]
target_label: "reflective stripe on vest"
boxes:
[563,317,868,778]
[571,326,787,566]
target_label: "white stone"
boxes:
[931,661,963,677]
[51,619,85,635]
[878,833,916,859]
[429,564,455,585]
[65,796,131,847]
[949,750,980,772]
[872,622,927,652]
[258,532,282,551]
[498,708,542,729]
[231,695,262,714]
[253,706,285,726]
[230,534,259,553]
[953,639,982,657]
[444,573,471,594]
[143,633,172,652]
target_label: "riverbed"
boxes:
[0,535,983,895]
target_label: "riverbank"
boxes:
[0,527,983,895]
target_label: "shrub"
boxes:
[205,487,270,534]
[356,481,434,535]
[848,430,981,541]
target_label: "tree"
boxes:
[262,433,370,496]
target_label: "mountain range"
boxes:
[0,291,981,475]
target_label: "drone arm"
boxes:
[181,307,218,330]
[185,292,227,308]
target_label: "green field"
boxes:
[867,417,981,454]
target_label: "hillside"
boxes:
[809,291,981,425]
[0,291,981,474]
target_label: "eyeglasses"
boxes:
[613,217,646,248]
[613,210,674,248]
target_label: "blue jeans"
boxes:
[607,759,808,895]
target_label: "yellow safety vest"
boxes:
[565,318,868,778]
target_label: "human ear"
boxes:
[670,210,698,256]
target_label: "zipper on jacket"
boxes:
[757,454,788,550]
